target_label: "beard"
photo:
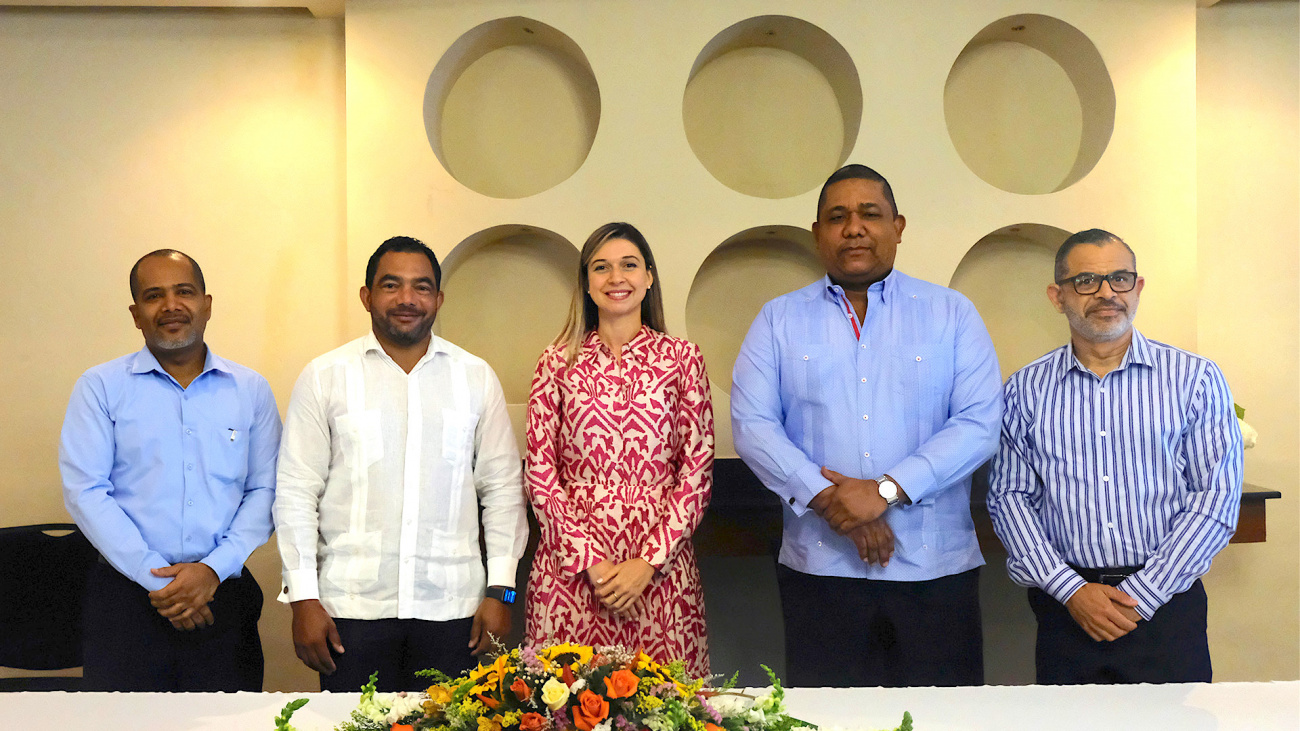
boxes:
[151,322,201,351]
[1064,299,1135,343]
[372,307,435,347]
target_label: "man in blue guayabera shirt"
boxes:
[59,250,281,691]
[988,229,1242,684]
[732,164,1003,687]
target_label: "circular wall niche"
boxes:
[948,223,1071,379]
[683,16,862,199]
[436,225,579,403]
[425,18,601,199]
[944,14,1115,195]
[686,225,823,393]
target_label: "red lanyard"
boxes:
[838,290,861,340]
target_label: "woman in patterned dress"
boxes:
[524,222,714,676]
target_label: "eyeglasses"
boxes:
[1056,270,1139,295]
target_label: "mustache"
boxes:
[1086,298,1126,316]
[386,306,426,317]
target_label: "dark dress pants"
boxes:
[777,564,984,687]
[81,561,264,691]
[321,616,476,693]
[1030,579,1212,684]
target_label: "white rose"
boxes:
[570,677,587,692]
[707,694,753,716]
[541,677,571,711]
[386,693,428,724]
[1239,418,1258,449]
[594,720,612,731]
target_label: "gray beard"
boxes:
[153,329,201,351]
[1065,306,1134,343]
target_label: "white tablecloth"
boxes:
[1,682,1296,730]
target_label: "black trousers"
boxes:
[81,561,263,692]
[321,616,477,693]
[777,564,984,687]
[1030,579,1212,684]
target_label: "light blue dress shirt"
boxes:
[732,271,1003,581]
[60,346,281,592]
[988,330,1243,619]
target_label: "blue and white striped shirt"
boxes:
[988,330,1243,619]
[732,271,1003,581]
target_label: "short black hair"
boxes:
[1054,228,1137,282]
[817,164,899,219]
[366,236,441,290]
[129,249,205,301]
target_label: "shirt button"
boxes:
[1107,522,1115,529]
[864,452,870,458]
[185,428,193,435]
[1100,431,1107,437]
[863,414,869,420]
[861,378,867,383]
[187,500,193,506]
[788,497,795,505]
[1102,475,1110,482]
[860,344,866,349]
[803,355,809,361]
[817,541,823,547]
[186,463,193,471]
[915,356,922,362]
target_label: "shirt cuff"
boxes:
[487,557,519,588]
[783,461,832,517]
[884,457,937,505]
[1043,564,1088,606]
[280,568,320,604]
[199,548,241,584]
[1118,573,1164,621]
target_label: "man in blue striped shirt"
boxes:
[988,228,1243,684]
[732,164,1003,687]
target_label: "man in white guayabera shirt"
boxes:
[274,236,528,692]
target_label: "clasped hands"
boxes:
[147,562,219,631]
[587,557,654,616]
[809,467,895,567]
[1065,583,1143,642]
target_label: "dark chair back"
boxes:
[0,523,99,690]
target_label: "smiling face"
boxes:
[361,250,443,349]
[812,177,907,289]
[586,237,653,324]
[129,253,211,355]
[1048,241,1144,345]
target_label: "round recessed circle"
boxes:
[683,16,862,199]
[425,18,601,199]
[944,14,1115,194]
[437,225,579,402]
[686,225,823,394]
[949,223,1071,378]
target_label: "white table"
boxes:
[1,682,1295,730]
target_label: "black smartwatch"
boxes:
[485,586,517,605]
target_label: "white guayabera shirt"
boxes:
[274,332,528,621]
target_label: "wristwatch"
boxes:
[485,586,517,605]
[877,476,901,507]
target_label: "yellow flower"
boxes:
[478,715,503,731]
[540,676,571,711]
[427,685,454,707]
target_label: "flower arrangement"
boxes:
[274,642,912,731]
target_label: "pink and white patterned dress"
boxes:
[524,327,714,676]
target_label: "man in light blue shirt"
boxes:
[732,164,1003,687]
[59,249,280,691]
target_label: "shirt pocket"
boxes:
[441,409,479,468]
[206,422,252,487]
[890,344,953,403]
[786,344,837,404]
[426,530,484,599]
[335,410,383,467]
[323,530,383,593]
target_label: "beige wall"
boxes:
[1196,0,1300,681]
[0,8,346,691]
[0,0,1295,693]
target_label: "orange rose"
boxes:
[705,724,723,731]
[520,712,547,731]
[511,677,532,702]
[603,669,638,699]
[392,725,414,731]
[571,690,610,731]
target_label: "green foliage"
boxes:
[274,698,309,731]
[897,711,913,731]
[1235,403,1246,420]
[416,667,454,684]
[717,672,740,691]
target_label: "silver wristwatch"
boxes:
[877,476,900,507]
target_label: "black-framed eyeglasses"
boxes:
[1056,270,1139,295]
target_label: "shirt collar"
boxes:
[130,344,229,379]
[1058,328,1152,378]
[361,330,449,369]
[820,269,900,306]
[582,325,655,361]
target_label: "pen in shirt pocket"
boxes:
[228,428,238,442]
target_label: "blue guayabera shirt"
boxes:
[731,271,1004,581]
[988,330,1243,619]
[59,346,281,591]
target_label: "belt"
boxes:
[1069,564,1144,587]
